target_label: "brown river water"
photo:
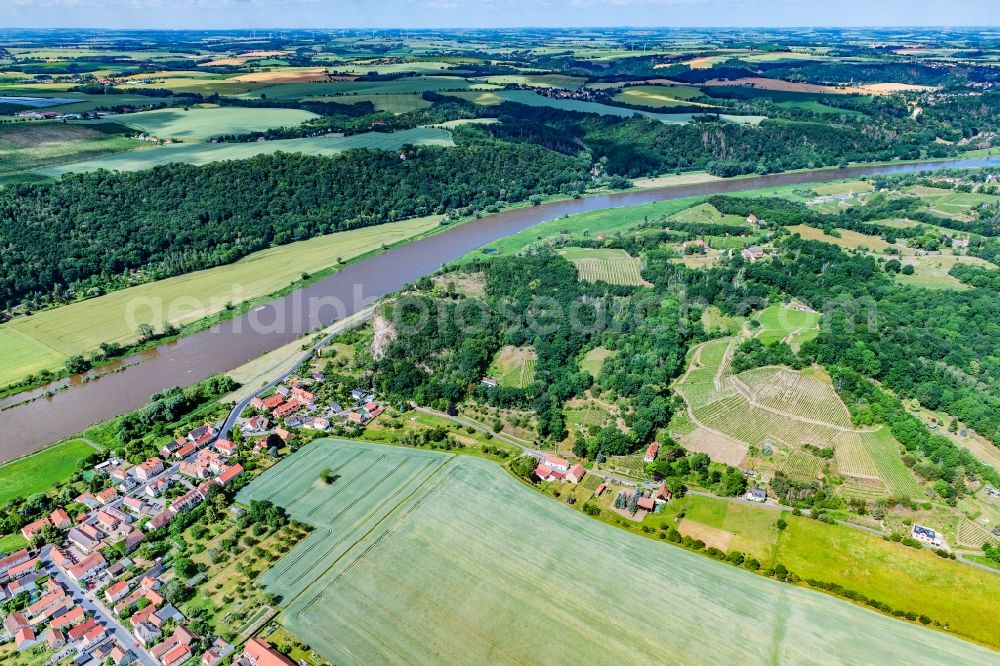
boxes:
[2,157,998,462]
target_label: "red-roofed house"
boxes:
[66,553,107,583]
[216,464,244,486]
[0,548,32,582]
[534,464,553,481]
[50,508,71,529]
[637,495,655,512]
[96,487,118,505]
[20,516,50,541]
[162,644,193,666]
[213,439,237,457]
[136,457,164,482]
[544,455,570,472]
[566,463,586,484]
[259,394,285,412]
[643,441,660,463]
[241,638,296,666]
[43,626,65,649]
[50,605,85,631]
[105,580,131,604]
[66,617,100,643]
[292,388,315,405]
[656,482,673,502]
[273,400,302,419]
[15,626,37,651]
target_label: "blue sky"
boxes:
[2,0,997,30]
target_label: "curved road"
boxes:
[2,156,999,460]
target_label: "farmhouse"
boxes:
[643,441,660,462]
[912,524,943,546]
[566,464,586,484]
[544,455,571,472]
[0,549,32,582]
[741,246,766,263]
[745,487,767,502]
[236,638,296,666]
[480,377,499,388]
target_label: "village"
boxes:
[0,366,390,666]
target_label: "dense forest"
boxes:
[485,101,953,177]
[0,140,588,308]
[372,250,696,456]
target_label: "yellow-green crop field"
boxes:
[101,106,319,141]
[0,215,443,387]
[240,439,998,663]
[36,126,453,175]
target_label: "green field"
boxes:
[0,533,28,555]
[0,439,95,500]
[0,121,138,175]
[704,86,869,117]
[102,106,319,141]
[753,303,821,344]
[244,76,487,101]
[612,84,716,109]
[304,93,432,114]
[464,196,701,261]
[0,215,443,387]
[36,126,454,175]
[240,440,997,664]
[558,247,646,285]
[580,346,614,376]
[671,201,748,226]
[474,73,586,89]
[495,90,765,125]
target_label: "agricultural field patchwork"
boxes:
[240,440,994,664]
[558,247,647,286]
[612,84,716,109]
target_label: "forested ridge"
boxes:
[0,141,587,308]
[486,102,955,177]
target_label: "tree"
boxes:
[901,264,915,275]
[319,468,336,484]
[510,455,538,479]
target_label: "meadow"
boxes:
[787,224,900,253]
[304,93,432,114]
[101,106,319,141]
[661,493,1000,650]
[36,126,453,175]
[612,84,716,109]
[462,196,702,261]
[897,254,996,290]
[0,121,138,175]
[0,438,95,498]
[0,215,443,386]
[558,247,647,285]
[241,439,997,664]
[753,303,820,345]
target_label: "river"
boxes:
[2,156,998,461]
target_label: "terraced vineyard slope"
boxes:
[673,338,922,499]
